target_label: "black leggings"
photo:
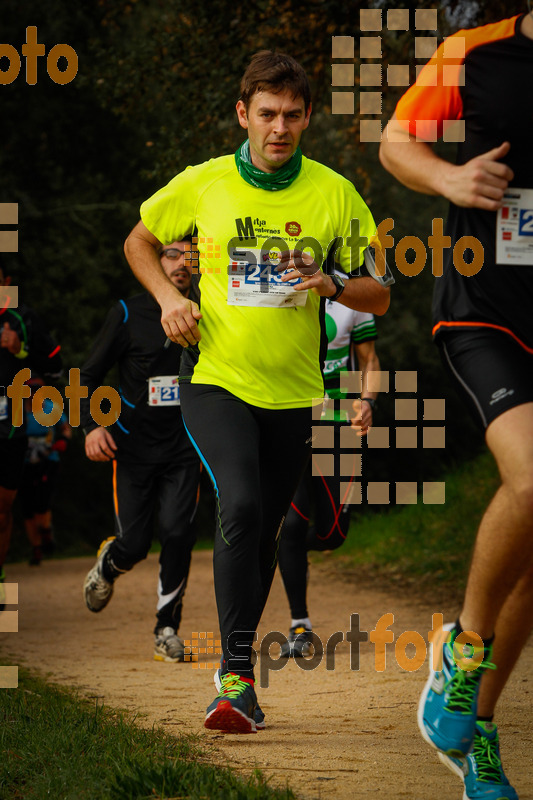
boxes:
[19,461,59,518]
[278,446,355,620]
[180,383,312,679]
[109,455,200,633]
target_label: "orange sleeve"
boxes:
[395,16,519,142]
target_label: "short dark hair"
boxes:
[240,51,311,112]
[157,234,193,255]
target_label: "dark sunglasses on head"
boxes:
[161,248,187,259]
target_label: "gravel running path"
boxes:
[1,551,532,799]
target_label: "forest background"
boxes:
[2,0,523,554]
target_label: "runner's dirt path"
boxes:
[1,552,532,799]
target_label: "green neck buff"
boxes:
[234,140,302,191]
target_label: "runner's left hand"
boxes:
[351,399,372,436]
[276,251,336,296]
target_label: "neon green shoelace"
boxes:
[446,648,497,713]
[218,673,251,699]
[472,732,504,782]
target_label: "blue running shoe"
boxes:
[438,721,518,800]
[418,623,496,757]
[205,672,257,734]
[214,664,265,729]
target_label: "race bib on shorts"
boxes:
[147,376,180,406]
[227,246,307,308]
[496,188,533,266]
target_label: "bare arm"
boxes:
[379,114,513,211]
[124,221,202,347]
[351,340,380,435]
[337,276,389,316]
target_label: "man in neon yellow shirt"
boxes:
[125,51,391,734]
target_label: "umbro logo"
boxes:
[489,387,515,405]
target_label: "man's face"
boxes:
[160,241,193,293]
[236,89,311,173]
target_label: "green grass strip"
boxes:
[0,667,295,800]
[324,450,499,591]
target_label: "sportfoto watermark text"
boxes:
[186,614,486,688]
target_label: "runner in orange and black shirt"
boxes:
[380,10,533,799]
[395,13,533,428]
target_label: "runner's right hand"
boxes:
[85,427,118,462]
[442,141,514,211]
[160,296,202,348]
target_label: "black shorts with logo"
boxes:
[438,328,533,430]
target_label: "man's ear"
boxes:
[236,100,249,130]
[303,102,312,130]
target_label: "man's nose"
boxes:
[273,115,288,134]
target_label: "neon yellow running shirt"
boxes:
[141,155,376,410]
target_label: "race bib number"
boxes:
[227,247,307,308]
[496,188,533,266]
[0,396,8,421]
[147,376,180,406]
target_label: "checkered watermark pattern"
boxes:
[0,201,19,689]
[183,631,223,670]
[0,583,18,688]
[186,237,222,274]
[332,8,465,144]
[312,370,446,505]
[0,202,18,257]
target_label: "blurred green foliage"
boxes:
[2,0,525,551]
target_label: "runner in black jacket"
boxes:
[81,241,201,662]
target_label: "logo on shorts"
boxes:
[489,387,515,405]
[285,221,302,237]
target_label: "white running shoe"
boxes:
[154,627,185,662]
[83,538,116,612]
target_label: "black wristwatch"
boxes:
[329,274,346,302]
[361,397,376,412]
